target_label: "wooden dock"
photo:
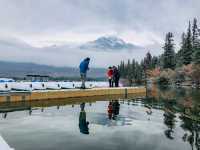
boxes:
[0,87,146,103]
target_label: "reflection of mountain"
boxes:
[80,36,142,50]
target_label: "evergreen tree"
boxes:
[176,33,186,67]
[151,56,158,68]
[144,52,152,69]
[127,59,132,82]
[131,59,136,81]
[193,41,200,65]
[135,61,143,83]
[118,61,126,78]
[183,21,193,65]
[192,18,198,47]
[192,18,200,64]
[193,44,200,65]
[163,32,176,69]
[157,54,164,68]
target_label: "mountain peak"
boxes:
[80,36,141,50]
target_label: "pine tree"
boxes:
[144,52,152,69]
[131,59,136,81]
[193,39,200,65]
[127,59,132,81]
[193,45,200,64]
[157,54,164,68]
[183,21,193,65]
[176,33,186,67]
[163,32,176,69]
[118,61,125,78]
[151,56,158,68]
[135,61,143,83]
[192,18,198,47]
[192,18,200,64]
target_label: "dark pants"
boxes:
[114,78,119,87]
[108,79,113,87]
[80,73,86,88]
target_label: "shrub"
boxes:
[157,69,176,85]
[191,64,200,85]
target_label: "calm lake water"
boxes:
[0,87,200,150]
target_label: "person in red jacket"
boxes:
[107,66,114,87]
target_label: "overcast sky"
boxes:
[0,0,200,67]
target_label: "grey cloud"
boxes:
[0,0,199,34]
[0,0,200,67]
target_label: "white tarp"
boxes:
[0,78,15,83]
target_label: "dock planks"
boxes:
[0,87,146,103]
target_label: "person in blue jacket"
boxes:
[79,57,90,89]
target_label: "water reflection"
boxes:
[107,100,120,120]
[180,115,200,150]
[149,86,200,150]
[79,102,89,134]
[1,89,200,150]
[163,108,176,140]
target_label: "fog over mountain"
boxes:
[0,36,147,68]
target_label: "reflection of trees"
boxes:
[163,108,176,140]
[180,98,200,150]
[180,116,200,150]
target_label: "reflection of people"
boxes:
[146,108,152,121]
[112,100,120,120]
[79,103,89,134]
[107,101,120,120]
[107,102,113,120]
[79,58,90,89]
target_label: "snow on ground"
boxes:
[0,135,14,150]
[0,81,111,92]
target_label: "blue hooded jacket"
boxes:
[79,58,90,73]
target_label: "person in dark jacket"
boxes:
[113,66,120,87]
[79,57,90,89]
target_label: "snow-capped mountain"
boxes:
[80,36,142,50]
[0,35,147,68]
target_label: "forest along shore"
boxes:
[118,18,200,88]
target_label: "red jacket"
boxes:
[108,104,113,113]
[107,69,113,78]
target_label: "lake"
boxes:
[0,87,200,150]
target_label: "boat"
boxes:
[31,82,47,90]
[11,82,33,91]
[45,82,61,90]
[0,83,12,92]
[0,78,15,92]
[59,82,75,89]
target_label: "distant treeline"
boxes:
[118,18,200,86]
